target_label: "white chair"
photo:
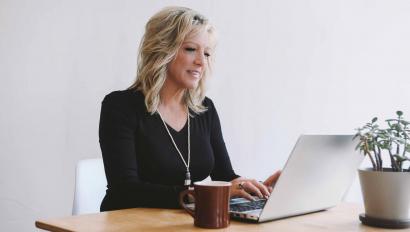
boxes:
[72,158,107,215]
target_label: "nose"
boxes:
[194,52,206,66]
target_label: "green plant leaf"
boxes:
[386,119,399,122]
[394,155,406,162]
[354,111,409,172]
[406,144,410,152]
[401,120,410,126]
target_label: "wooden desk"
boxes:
[36,203,410,231]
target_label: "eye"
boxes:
[204,52,211,57]
[185,47,196,52]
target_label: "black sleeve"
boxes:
[99,93,184,210]
[207,99,241,181]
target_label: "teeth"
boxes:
[189,70,200,77]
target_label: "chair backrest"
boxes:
[72,158,107,215]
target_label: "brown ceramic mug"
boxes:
[179,181,232,229]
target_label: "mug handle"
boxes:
[179,188,195,218]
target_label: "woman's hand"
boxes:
[263,170,281,192]
[230,170,281,201]
[230,177,270,201]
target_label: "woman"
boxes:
[99,6,281,211]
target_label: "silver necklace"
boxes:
[157,108,191,186]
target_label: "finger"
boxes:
[270,170,281,187]
[238,189,255,201]
[268,186,273,193]
[232,178,248,190]
[250,179,270,198]
[264,170,282,186]
[242,181,264,199]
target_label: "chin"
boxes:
[183,80,200,90]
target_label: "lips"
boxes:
[187,70,201,78]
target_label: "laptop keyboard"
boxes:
[230,198,267,212]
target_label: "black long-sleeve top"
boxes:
[99,89,239,211]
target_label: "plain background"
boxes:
[2,0,410,231]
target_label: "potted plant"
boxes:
[354,111,410,228]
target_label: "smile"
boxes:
[187,70,201,78]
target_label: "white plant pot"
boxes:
[358,168,410,228]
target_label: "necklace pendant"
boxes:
[184,171,191,186]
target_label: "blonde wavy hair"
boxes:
[128,6,216,114]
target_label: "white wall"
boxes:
[1,0,410,231]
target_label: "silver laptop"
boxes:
[229,134,364,222]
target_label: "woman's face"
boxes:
[167,29,211,90]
